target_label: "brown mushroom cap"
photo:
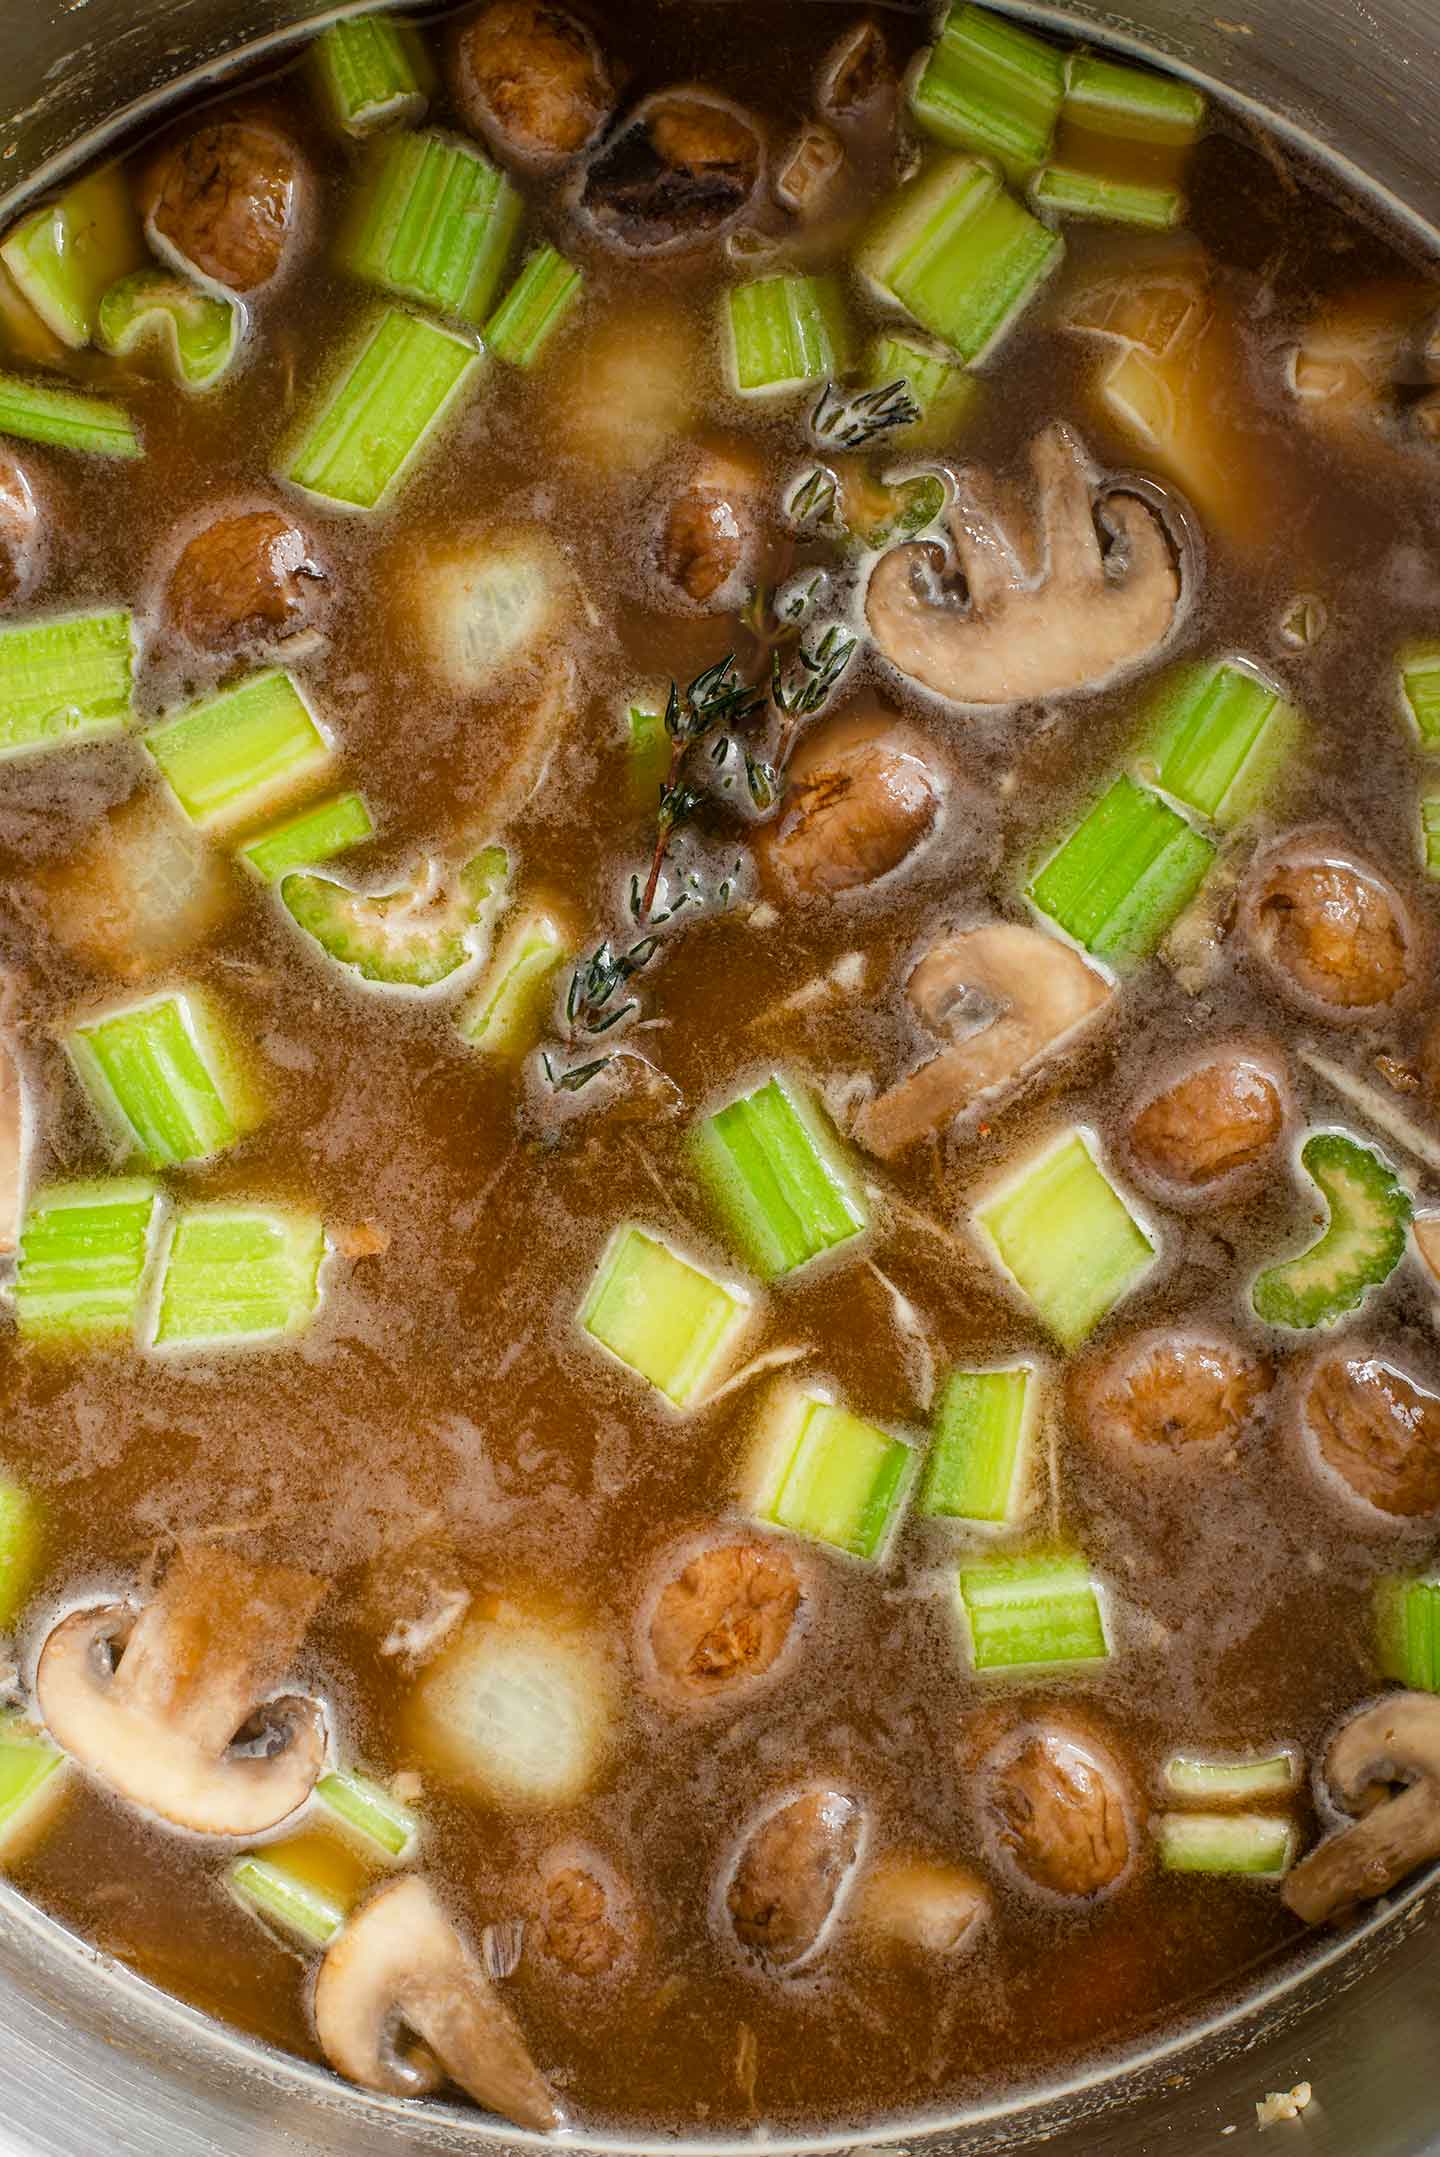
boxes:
[35,1545,325,1836]
[1302,1350,1440,1517]
[985,1724,1133,1898]
[450,0,614,168]
[1284,1692,1440,1923]
[314,1874,560,2129]
[531,1846,634,1977]
[579,89,762,254]
[1243,837,1418,1021]
[166,510,326,654]
[1128,1050,1286,1194]
[725,1787,864,1970]
[755,711,942,902]
[1068,1330,1273,1457]
[648,1539,802,1702]
[140,118,302,293]
[657,444,767,610]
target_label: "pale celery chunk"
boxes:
[922,1365,1035,1523]
[745,1386,913,1559]
[0,166,146,348]
[154,1205,326,1348]
[0,374,140,459]
[0,610,134,760]
[0,1713,69,1862]
[66,989,265,1169]
[282,307,483,511]
[313,15,429,136]
[144,670,331,836]
[859,154,1062,363]
[97,268,240,390]
[1157,1812,1296,1876]
[580,1225,750,1408]
[457,902,569,1055]
[344,131,521,324]
[977,1129,1154,1346]
[689,1074,868,1280]
[11,1179,162,1343]
[959,1549,1108,1671]
[238,792,375,883]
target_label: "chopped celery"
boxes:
[1032,167,1183,230]
[144,669,331,836]
[485,247,583,368]
[153,1204,326,1348]
[1422,795,1440,879]
[0,609,134,760]
[0,1481,41,1630]
[726,275,853,395]
[910,5,1065,180]
[1251,1131,1410,1330]
[312,15,428,136]
[580,1225,751,1409]
[1157,1812,1296,1877]
[456,902,569,1054]
[863,332,981,443]
[746,1386,913,1560]
[11,1179,161,1343]
[1137,658,1299,828]
[1376,1573,1440,1693]
[922,1365,1035,1523]
[689,1074,869,1279]
[977,1128,1154,1347]
[344,131,521,325]
[282,306,482,511]
[1063,54,1207,146]
[628,705,669,805]
[1162,1752,1300,1803]
[831,466,947,550]
[67,989,264,1170]
[0,373,140,459]
[0,1713,68,1861]
[228,1850,348,1948]
[237,791,375,883]
[1399,644,1440,746]
[0,166,146,349]
[860,155,1063,365]
[316,1768,418,1858]
[282,844,507,990]
[958,1549,1108,1671]
[1027,774,1216,968]
[96,268,240,390]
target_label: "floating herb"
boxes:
[639,656,765,919]
[567,935,660,1036]
[811,376,921,449]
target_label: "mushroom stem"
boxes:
[1284,1692,1440,1923]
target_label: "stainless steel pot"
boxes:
[2,2,1439,2151]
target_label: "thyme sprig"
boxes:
[567,935,660,1036]
[811,375,921,449]
[639,655,764,918]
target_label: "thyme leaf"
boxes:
[771,622,858,722]
[811,376,921,450]
[566,934,659,1036]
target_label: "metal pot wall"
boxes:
[1,2,1439,2154]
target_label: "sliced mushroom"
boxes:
[314,1874,560,2130]
[167,509,326,654]
[725,1788,864,1970]
[531,1846,631,1976]
[864,426,1180,705]
[1068,1330,1273,1455]
[648,1540,802,1702]
[817,19,894,122]
[1129,1050,1286,1193]
[774,122,844,219]
[657,444,767,609]
[1284,1693,1440,1923]
[579,89,762,254]
[854,922,1111,1159]
[0,450,38,607]
[140,118,303,293]
[857,1854,989,1954]
[985,1723,1133,1898]
[756,711,942,902]
[1302,1349,1440,1517]
[449,1,614,168]
[34,1545,325,1836]
[1243,837,1418,1021]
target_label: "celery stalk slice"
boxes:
[859,154,1063,365]
[1422,795,1440,880]
[284,845,507,990]
[0,1482,41,1631]
[485,247,584,368]
[0,373,140,459]
[96,268,240,390]
[580,1225,751,1409]
[153,1205,326,1349]
[1137,658,1300,828]
[864,331,982,443]
[144,669,331,836]
[977,1127,1154,1347]
[11,1179,162,1342]
[0,609,134,760]
[959,1549,1108,1671]
[746,1386,914,1560]
[312,15,428,136]
[1027,774,1216,967]
[910,5,1065,180]
[237,791,375,883]
[922,1365,1035,1523]
[67,990,265,1169]
[316,1768,418,1858]
[345,132,521,325]
[1064,55,1206,147]
[0,1712,68,1861]
[1251,1131,1410,1330]
[1377,1573,1440,1693]
[1157,1812,1296,1877]
[282,307,483,511]
[1032,166,1183,229]
[229,1854,346,1948]
[726,275,854,395]
[456,902,570,1055]
[0,166,146,349]
[1161,1752,1300,1803]
[1400,644,1440,746]
[689,1074,869,1279]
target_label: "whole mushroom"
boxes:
[449,0,614,169]
[579,88,763,254]
[984,1722,1133,1898]
[725,1787,864,1970]
[140,117,304,293]
[648,1539,803,1703]
[1285,1693,1440,1922]
[1243,835,1418,1022]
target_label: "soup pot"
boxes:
[2,0,1440,2151]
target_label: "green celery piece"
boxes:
[860,154,1063,365]
[959,1549,1108,1671]
[485,247,584,368]
[1027,774,1215,968]
[1252,1131,1410,1330]
[0,1714,67,1858]
[317,1768,418,1857]
[12,1179,162,1343]
[0,609,134,760]
[628,706,668,806]
[1064,53,1207,147]
[727,275,854,394]
[312,15,428,136]
[228,1853,347,1948]
[0,1482,41,1630]
[66,990,264,1169]
[0,166,146,348]
[978,1128,1154,1347]
[580,1225,750,1409]
[96,269,240,390]
[1161,1752,1300,1803]
[1156,1812,1296,1877]
[1422,795,1440,879]
[283,844,507,990]
[0,373,140,459]
[922,1365,1034,1523]
[154,1205,326,1348]
[283,306,483,511]
[456,902,569,1054]
[1400,644,1440,746]
[751,1389,912,1560]
[910,4,1065,179]
[1032,166,1182,230]
[689,1074,869,1279]
[144,669,331,836]
[864,331,982,443]
[345,131,521,326]
[238,791,375,883]
[1138,659,1299,828]
[838,470,947,550]
[1377,1574,1440,1693]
